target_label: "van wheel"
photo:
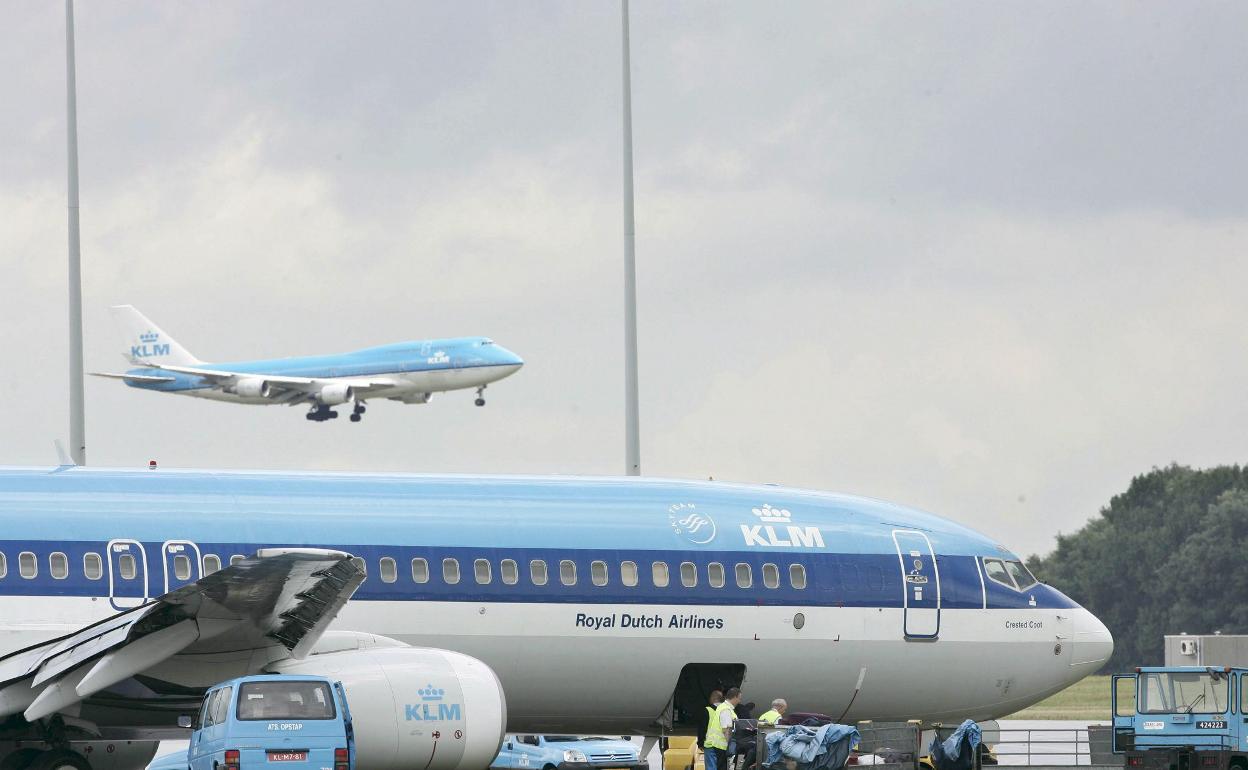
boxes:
[28,751,91,770]
[0,749,43,770]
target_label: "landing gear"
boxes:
[475,385,486,407]
[306,405,338,422]
[349,401,366,422]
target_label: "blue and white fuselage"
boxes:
[0,466,1112,734]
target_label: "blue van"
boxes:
[187,675,354,770]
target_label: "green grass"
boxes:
[1004,676,1112,720]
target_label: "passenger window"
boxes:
[530,560,548,586]
[213,685,231,724]
[620,561,638,587]
[351,557,367,576]
[982,558,1016,590]
[652,561,669,588]
[230,554,245,566]
[500,559,519,585]
[201,554,221,576]
[50,552,69,580]
[735,563,752,588]
[379,557,397,583]
[0,552,6,578]
[475,559,492,585]
[1006,560,1037,590]
[442,558,461,585]
[118,553,136,580]
[173,554,192,581]
[83,553,102,580]
[591,561,608,586]
[789,564,807,589]
[560,560,577,586]
[19,552,36,579]
[762,563,780,589]
[680,562,697,588]
[708,562,725,588]
[411,558,429,583]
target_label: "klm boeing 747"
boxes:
[91,306,523,422]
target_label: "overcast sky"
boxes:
[2,1,1246,557]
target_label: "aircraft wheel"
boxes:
[349,413,361,422]
[28,751,91,770]
[0,749,43,770]
[475,398,486,407]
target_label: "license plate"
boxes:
[268,752,307,762]
[1197,721,1227,730]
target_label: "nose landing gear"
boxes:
[475,385,486,407]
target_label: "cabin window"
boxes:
[50,552,69,580]
[230,555,245,566]
[351,557,367,576]
[19,552,36,579]
[500,559,519,585]
[560,560,577,586]
[620,560,638,587]
[173,554,192,581]
[652,561,670,588]
[530,559,548,586]
[762,563,780,589]
[789,564,807,589]
[81,552,102,580]
[982,558,1015,590]
[591,560,609,586]
[680,562,697,588]
[1006,560,1037,590]
[201,554,221,576]
[118,553,137,580]
[379,557,397,583]
[442,558,461,584]
[411,558,429,583]
[735,562,752,588]
[475,559,492,585]
[0,552,6,578]
[708,562,725,588]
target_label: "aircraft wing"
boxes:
[0,549,364,722]
[135,362,397,400]
[89,372,177,384]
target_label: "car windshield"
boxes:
[1138,672,1229,714]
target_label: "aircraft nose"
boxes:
[1072,608,1114,668]
[499,347,524,368]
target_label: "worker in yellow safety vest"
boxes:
[699,690,723,750]
[757,698,787,726]
[705,687,741,770]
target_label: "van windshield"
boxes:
[237,680,336,721]
[1138,672,1229,715]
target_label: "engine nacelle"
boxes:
[318,383,353,405]
[269,646,506,770]
[233,377,273,398]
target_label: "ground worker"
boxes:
[706,687,741,770]
[757,698,786,726]
[700,690,723,750]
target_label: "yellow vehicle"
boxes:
[662,737,705,770]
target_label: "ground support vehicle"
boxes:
[1113,666,1248,770]
[493,736,647,770]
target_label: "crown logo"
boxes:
[418,685,445,701]
[139,331,159,344]
[752,504,791,524]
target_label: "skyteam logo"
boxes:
[426,350,450,364]
[130,330,171,360]
[404,684,462,722]
[669,503,716,545]
[741,504,825,548]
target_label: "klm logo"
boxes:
[404,684,462,722]
[426,351,449,364]
[131,331,170,359]
[740,504,825,548]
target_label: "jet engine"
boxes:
[233,378,273,398]
[269,646,506,770]
[318,383,353,405]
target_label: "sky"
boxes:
[2,1,1246,557]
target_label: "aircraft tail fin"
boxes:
[109,305,202,365]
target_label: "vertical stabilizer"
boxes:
[110,305,201,365]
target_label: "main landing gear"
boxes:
[475,385,487,407]
[306,405,338,422]
[349,401,366,422]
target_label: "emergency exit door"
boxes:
[892,530,940,639]
[107,539,149,610]
[162,540,201,593]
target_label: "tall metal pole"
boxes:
[66,0,86,465]
[621,0,640,476]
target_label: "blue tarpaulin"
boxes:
[764,723,861,770]
[928,720,982,770]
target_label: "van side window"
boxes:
[982,558,1015,590]
[200,690,219,728]
[19,552,37,579]
[500,559,519,585]
[680,562,697,588]
[202,554,221,576]
[0,552,6,578]
[620,561,638,587]
[379,557,397,583]
[560,560,577,586]
[411,558,429,583]
[591,561,608,586]
[50,552,69,580]
[789,564,807,589]
[652,561,669,588]
[708,562,725,588]
[475,559,492,585]
[443,558,461,585]
[530,560,548,586]
[735,563,752,588]
[213,685,232,724]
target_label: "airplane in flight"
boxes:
[91,306,524,422]
[0,465,1113,770]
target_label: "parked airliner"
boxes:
[0,466,1111,770]
[91,306,524,422]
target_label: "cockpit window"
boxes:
[983,557,1039,592]
[1006,560,1037,590]
[982,558,1015,589]
[479,339,494,345]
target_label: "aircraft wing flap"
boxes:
[88,372,177,384]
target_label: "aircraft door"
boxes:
[162,540,202,594]
[892,530,940,639]
[107,539,149,610]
